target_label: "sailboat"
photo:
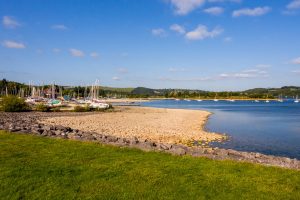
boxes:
[277,94,283,102]
[197,94,202,102]
[227,92,235,102]
[295,95,299,103]
[265,95,270,103]
[88,80,109,109]
[213,93,218,102]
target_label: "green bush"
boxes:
[73,105,91,112]
[0,96,31,112]
[51,107,61,112]
[35,103,51,112]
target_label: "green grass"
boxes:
[0,131,299,200]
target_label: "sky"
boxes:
[0,0,300,91]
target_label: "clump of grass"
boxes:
[35,103,51,112]
[73,105,91,112]
[51,107,61,112]
[0,96,30,112]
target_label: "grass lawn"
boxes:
[0,131,299,200]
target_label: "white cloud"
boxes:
[152,28,167,37]
[291,57,300,64]
[69,48,84,57]
[203,7,224,15]
[168,67,187,72]
[287,0,300,10]
[52,48,61,53]
[51,24,68,30]
[219,65,270,79]
[223,37,232,42]
[2,40,25,49]
[185,25,223,40]
[2,16,20,29]
[117,68,128,74]
[232,6,271,17]
[90,52,99,58]
[170,24,186,34]
[112,76,120,81]
[168,0,205,15]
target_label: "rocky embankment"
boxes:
[0,112,299,170]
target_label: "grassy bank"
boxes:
[0,131,299,199]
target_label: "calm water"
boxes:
[142,99,300,159]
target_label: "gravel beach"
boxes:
[41,106,223,144]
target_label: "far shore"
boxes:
[102,98,283,103]
[41,106,225,144]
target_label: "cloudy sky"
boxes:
[1,0,300,91]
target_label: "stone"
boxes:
[169,145,187,156]
[129,137,139,145]
[106,135,118,143]
[159,144,170,150]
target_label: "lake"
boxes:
[142,99,300,159]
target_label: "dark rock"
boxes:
[129,137,139,145]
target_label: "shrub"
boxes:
[51,107,61,112]
[0,96,31,112]
[35,103,51,112]
[73,105,90,112]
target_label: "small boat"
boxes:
[295,95,299,103]
[89,102,109,109]
[25,97,37,104]
[175,99,180,101]
[254,100,259,103]
[48,99,62,106]
[213,93,218,102]
[277,94,283,102]
[184,99,191,102]
[197,99,202,102]
[265,95,270,103]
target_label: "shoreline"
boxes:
[0,110,299,169]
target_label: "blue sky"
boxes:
[0,0,300,91]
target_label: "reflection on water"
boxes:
[142,100,300,159]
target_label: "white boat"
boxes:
[89,102,109,109]
[175,99,180,101]
[197,99,202,102]
[213,93,218,102]
[228,99,235,102]
[277,94,283,102]
[295,95,299,103]
[184,99,191,102]
[25,97,37,104]
[254,100,259,103]
[265,95,270,103]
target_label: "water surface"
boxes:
[142,99,300,159]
